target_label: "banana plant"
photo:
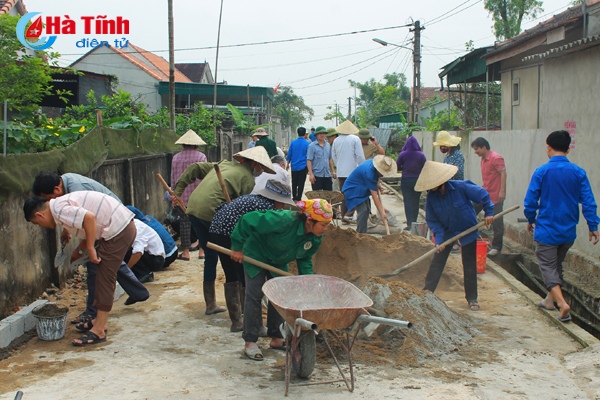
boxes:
[226,103,274,135]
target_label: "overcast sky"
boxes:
[27,0,574,128]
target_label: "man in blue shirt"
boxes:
[524,130,599,322]
[415,161,494,311]
[308,127,317,142]
[343,156,395,233]
[286,127,310,202]
[307,126,336,191]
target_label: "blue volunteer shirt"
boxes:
[309,132,317,142]
[426,180,494,246]
[306,140,332,178]
[342,159,379,212]
[127,206,178,257]
[524,155,599,245]
[286,137,310,171]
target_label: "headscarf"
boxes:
[296,199,333,222]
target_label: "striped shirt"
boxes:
[50,191,134,241]
[168,148,207,206]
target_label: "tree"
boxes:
[484,0,544,40]
[349,72,411,127]
[0,15,65,114]
[272,86,314,131]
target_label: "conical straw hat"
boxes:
[414,161,458,192]
[373,155,397,177]
[233,145,276,174]
[335,120,359,135]
[174,129,207,146]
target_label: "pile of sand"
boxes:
[359,277,475,366]
[312,227,465,291]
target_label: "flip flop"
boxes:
[537,301,556,311]
[558,314,572,323]
[72,331,107,346]
[71,313,93,325]
[244,347,264,361]
[177,254,190,261]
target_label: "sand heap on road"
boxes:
[361,278,474,366]
[312,226,464,291]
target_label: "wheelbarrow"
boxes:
[263,274,412,396]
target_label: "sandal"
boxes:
[71,313,93,325]
[468,300,480,311]
[270,341,287,351]
[177,254,190,261]
[75,321,107,333]
[72,331,106,346]
[244,347,264,361]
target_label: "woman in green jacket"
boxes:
[229,199,333,361]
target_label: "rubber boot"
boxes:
[224,282,243,332]
[203,281,226,315]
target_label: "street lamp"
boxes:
[372,38,413,51]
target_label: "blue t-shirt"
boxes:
[342,159,379,211]
[306,141,332,178]
[286,137,310,171]
[524,156,599,245]
[309,132,317,142]
[426,180,493,246]
[127,206,178,257]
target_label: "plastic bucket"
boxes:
[411,222,428,238]
[476,239,490,274]
[32,303,69,341]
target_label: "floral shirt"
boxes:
[209,194,275,237]
[443,149,464,180]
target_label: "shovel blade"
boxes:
[54,251,68,268]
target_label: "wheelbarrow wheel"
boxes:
[292,330,316,379]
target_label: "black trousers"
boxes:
[291,168,308,202]
[423,240,478,301]
[311,176,332,191]
[242,268,284,343]
[209,233,244,285]
[401,177,421,229]
[125,248,165,281]
[473,201,504,251]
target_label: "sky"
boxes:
[26,0,575,128]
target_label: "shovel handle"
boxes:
[376,190,390,235]
[380,205,520,278]
[207,242,292,276]
[157,173,187,213]
[214,164,231,203]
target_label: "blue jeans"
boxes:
[85,261,150,317]
[401,177,421,230]
[189,215,219,282]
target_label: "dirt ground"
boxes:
[1,192,599,399]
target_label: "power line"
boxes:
[428,0,483,27]
[426,0,476,25]
[60,24,413,56]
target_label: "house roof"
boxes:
[411,87,440,104]
[0,0,27,15]
[438,47,498,85]
[175,63,209,83]
[483,4,584,59]
[69,43,192,83]
[521,33,600,62]
[157,81,275,107]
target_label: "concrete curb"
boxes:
[485,258,599,348]
[0,300,48,348]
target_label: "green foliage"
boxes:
[272,86,314,130]
[349,72,410,126]
[425,107,463,131]
[385,114,424,158]
[0,15,73,114]
[484,0,544,40]
[226,103,273,135]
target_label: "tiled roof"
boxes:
[411,87,440,104]
[484,4,584,58]
[126,44,191,82]
[0,0,27,15]
[175,63,207,83]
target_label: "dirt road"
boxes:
[1,192,599,399]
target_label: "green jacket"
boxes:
[230,210,322,278]
[256,137,278,158]
[174,160,255,221]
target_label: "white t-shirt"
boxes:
[132,219,165,257]
[332,134,366,178]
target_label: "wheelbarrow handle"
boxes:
[357,314,412,329]
[206,242,293,277]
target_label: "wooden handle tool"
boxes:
[157,173,186,213]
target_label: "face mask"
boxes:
[440,146,449,153]
[253,169,262,177]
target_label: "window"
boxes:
[512,78,520,106]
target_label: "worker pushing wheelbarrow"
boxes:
[208,198,411,395]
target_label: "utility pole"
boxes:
[347,97,352,121]
[168,0,175,130]
[335,102,338,126]
[410,20,423,125]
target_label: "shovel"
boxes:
[54,245,68,268]
[376,204,520,279]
